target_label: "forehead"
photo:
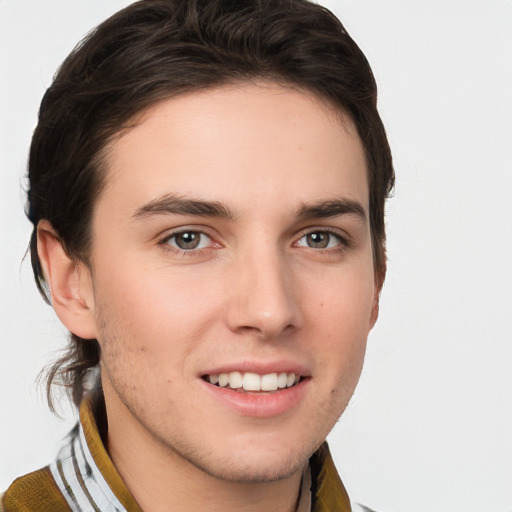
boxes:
[99,82,369,218]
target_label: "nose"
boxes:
[225,249,303,340]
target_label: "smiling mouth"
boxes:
[202,372,302,393]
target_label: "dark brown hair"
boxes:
[27,0,394,410]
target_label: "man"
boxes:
[2,0,393,510]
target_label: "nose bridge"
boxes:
[226,242,302,338]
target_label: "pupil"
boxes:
[307,232,328,248]
[176,232,200,249]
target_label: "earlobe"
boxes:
[37,220,97,339]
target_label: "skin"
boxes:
[39,82,380,512]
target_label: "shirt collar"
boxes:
[80,395,144,511]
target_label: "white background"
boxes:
[1,1,511,511]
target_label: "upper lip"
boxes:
[200,360,310,377]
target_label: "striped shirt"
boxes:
[49,424,125,511]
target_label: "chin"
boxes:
[172,432,317,483]
[195,452,307,483]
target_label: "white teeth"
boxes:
[277,372,287,389]
[261,373,278,391]
[207,371,301,391]
[228,371,243,389]
[243,372,261,391]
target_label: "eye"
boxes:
[164,230,212,251]
[296,230,342,249]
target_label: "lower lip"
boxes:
[201,379,310,418]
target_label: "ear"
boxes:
[37,220,97,339]
[369,290,380,329]
[369,266,386,330]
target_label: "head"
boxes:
[29,0,393,483]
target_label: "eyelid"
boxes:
[157,226,220,253]
[294,226,351,248]
[158,224,215,240]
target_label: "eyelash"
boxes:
[294,228,350,253]
[157,227,350,256]
[158,229,216,256]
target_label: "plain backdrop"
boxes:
[1,1,511,511]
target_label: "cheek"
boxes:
[303,268,374,374]
[92,265,223,368]
[305,267,375,334]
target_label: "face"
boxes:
[85,82,378,482]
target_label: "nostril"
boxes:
[235,322,296,340]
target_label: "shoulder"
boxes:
[1,466,70,512]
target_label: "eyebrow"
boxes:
[132,194,235,220]
[132,194,366,223]
[296,198,367,222]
